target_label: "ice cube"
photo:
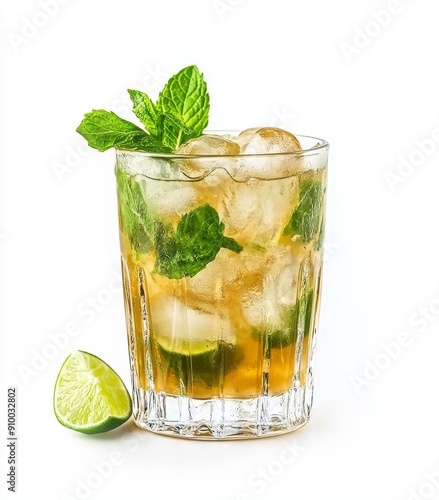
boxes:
[177,134,241,156]
[234,127,302,181]
[187,250,240,299]
[241,246,299,330]
[117,154,180,180]
[148,249,266,326]
[139,178,199,221]
[150,294,236,344]
[273,248,300,307]
[158,250,243,310]
[237,127,301,155]
[202,166,233,188]
[241,277,276,330]
[219,176,299,248]
[176,134,240,179]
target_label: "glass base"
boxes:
[132,384,314,440]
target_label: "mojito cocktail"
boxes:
[76,64,328,438]
[116,130,327,438]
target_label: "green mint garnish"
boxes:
[155,204,243,279]
[76,65,209,153]
[157,65,209,141]
[116,169,154,253]
[284,179,323,244]
[76,110,171,153]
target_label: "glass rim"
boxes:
[115,133,329,159]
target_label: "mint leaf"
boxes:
[156,204,242,279]
[76,110,171,153]
[127,90,159,137]
[157,111,193,150]
[116,169,154,253]
[284,179,323,244]
[157,65,209,141]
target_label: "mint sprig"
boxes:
[76,65,209,153]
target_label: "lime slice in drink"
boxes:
[156,338,238,389]
[157,337,219,356]
[53,350,132,434]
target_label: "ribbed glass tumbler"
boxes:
[116,135,329,439]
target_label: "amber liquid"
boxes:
[119,168,324,400]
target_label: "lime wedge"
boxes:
[53,350,132,434]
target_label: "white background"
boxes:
[1,1,439,499]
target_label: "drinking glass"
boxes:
[116,135,329,439]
